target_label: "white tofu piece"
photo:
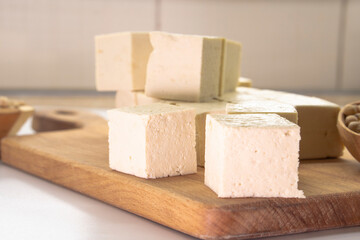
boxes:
[205,114,304,198]
[114,92,228,166]
[220,40,242,94]
[145,32,224,102]
[108,103,197,178]
[265,91,343,159]
[218,87,343,159]
[238,77,252,87]
[166,101,227,166]
[115,91,160,108]
[226,100,298,124]
[95,32,152,91]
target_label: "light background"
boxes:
[0,0,359,91]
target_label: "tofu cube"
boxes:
[226,100,298,124]
[205,114,304,198]
[145,32,224,102]
[95,32,152,91]
[108,103,197,178]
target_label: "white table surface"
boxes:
[1,109,360,240]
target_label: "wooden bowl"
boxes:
[0,105,34,139]
[337,101,360,162]
[0,109,21,139]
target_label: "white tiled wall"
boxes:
[342,0,360,90]
[0,0,156,89]
[0,0,358,91]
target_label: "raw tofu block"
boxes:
[115,91,160,108]
[167,101,226,166]
[145,32,224,102]
[238,77,252,87]
[266,92,343,159]
[220,40,242,94]
[95,32,152,91]
[108,103,197,179]
[205,114,304,198]
[114,93,226,166]
[218,87,343,159]
[226,100,298,123]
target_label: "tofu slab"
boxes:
[205,114,304,198]
[95,32,152,91]
[108,103,197,178]
[220,40,242,94]
[219,87,343,159]
[226,100,298,123]
[270,92,343,159]
[145,32,224,102]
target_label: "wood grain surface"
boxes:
[1,109,360,240]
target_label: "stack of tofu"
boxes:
[96,31,343,199]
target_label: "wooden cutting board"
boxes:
[1,109,360,239]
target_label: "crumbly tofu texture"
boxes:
[167,101,227,166]
[145,32,223,102]
[205,114,304,198]
[218,87,343,159]
[108,103,197,179]
[95,32,152,91]
[114,94,227,166]
[226,100,298,124]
